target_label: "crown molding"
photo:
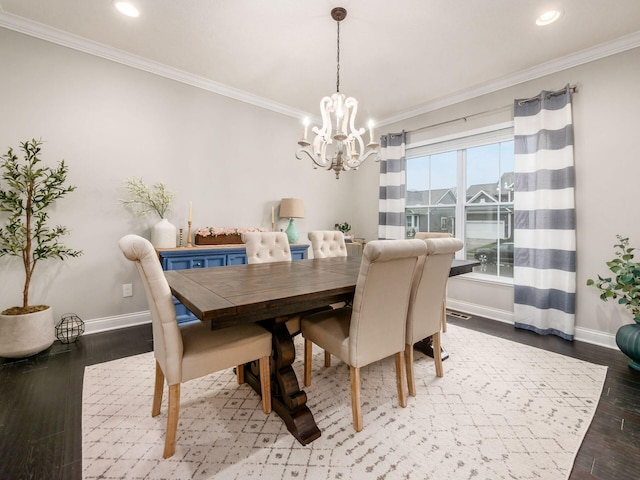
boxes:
[379,30,640,126]
[0,9,309,121]
[1,9,638,126]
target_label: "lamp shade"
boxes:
[280,198,304,218]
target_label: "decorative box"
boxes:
[195,233,243,245]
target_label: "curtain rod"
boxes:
[408,85,577,135]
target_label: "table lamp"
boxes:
[279,198,304,244]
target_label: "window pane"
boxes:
[467,143,500,202]
[466,205,513,277]
[430,151,457,204]
[500,141,515,203]
[430,206,456,236]
[406,156,429,192]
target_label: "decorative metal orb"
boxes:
[56,313,85,344]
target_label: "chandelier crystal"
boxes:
[296,7,379,179]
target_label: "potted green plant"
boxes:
[335,222,351,235]
[587,234,640,371]
[0,139,83,358]
[120,177,176,248]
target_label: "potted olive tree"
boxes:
[587,234,640,371]
[0,139,83,358]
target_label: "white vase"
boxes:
[151,218,177,248]
[0,306,55,358]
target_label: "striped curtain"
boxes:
[378,131,406,240]
[513,85,576,340]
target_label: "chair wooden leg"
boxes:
[163,384,180,459]
[152,361,164,417]
[350,366,363,432]
[304,338,312,387]
[395,352,408,408]
[259,356,271,414]
[433,331,444,377]
[237,364,245,384]
[324,350,331,367]
[405,344,416,397]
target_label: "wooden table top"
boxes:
[164,256,478,328]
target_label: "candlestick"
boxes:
[303,117,309,141]
[271,205,275,232]
[187,221,192,247]
[368,120,375,144]
[188,201,192,223]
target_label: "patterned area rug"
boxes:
[82,324,606,480]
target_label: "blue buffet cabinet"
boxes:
[158,244,309,324]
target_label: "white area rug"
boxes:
[82,324,606,479]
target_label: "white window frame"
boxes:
[406,122,514,282]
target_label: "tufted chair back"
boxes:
[119,234,183,384]
[242,232,292,264]
[308,230,348,258]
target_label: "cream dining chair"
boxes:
[301,239,427,432]
[414,232,455,332]
[119,234,272,458]
[242,231,293,264]
[308,230,348,258]
[308,230,349,365]
[405,236,463,396]
[242,231,301,334]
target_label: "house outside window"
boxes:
[405,125,514,279]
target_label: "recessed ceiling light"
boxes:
[114,1,140,18]
[536,9,562,26]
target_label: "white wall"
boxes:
[352,47,640,343]
[0,28,360,330]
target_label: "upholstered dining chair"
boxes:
[308,230,348,258]
[405,236,463,397]
[119,234,272,458]
[242,231,293,264]
[308,230,349,363]
[242,231,301,334]
[301,239,427,432]
[414,232,455,332]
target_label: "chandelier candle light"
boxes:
[296,7,379,179]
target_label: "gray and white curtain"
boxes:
[378,131,406,240]
[513,85,576,340]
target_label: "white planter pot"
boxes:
[0,306,55,358]
[151,218,177,248]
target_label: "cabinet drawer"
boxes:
[204,255,226,268]
[227,253,247,265]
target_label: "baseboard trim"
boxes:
[84,311,151,335]
[446,299,617,350]
[85,303,618,350]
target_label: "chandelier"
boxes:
[296,7,379,179]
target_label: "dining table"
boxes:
[164,255,479,445]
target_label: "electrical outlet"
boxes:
[122,283,133,297]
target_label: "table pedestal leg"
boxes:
[414,336,449,361]
[244,320,321,445]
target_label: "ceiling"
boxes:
[1,0,639,125]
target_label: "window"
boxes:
[405,125,514,279]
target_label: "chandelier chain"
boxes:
[336,20,340,93]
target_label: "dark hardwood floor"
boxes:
[1,315,638,480]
